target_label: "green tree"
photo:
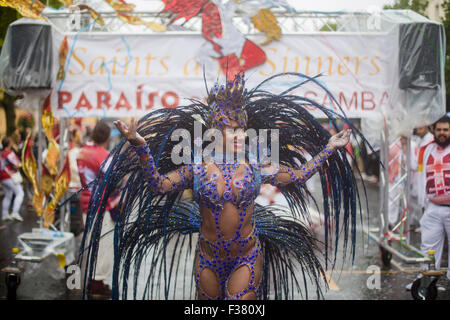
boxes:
[0,7,20,47]
[320,23,337,32]
[0,7,20,136]
[384,0,429,16]
[48,1,64,10]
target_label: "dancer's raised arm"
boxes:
[262,128,352,186]
[114,119,193,195]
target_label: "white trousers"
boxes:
[388,184,402,225]
[1,178,24,219]
[420,202,450,280]
[82,211,114,285]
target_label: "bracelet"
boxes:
[324,144,335,155]
[132,143,149,156]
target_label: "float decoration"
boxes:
[21,132,44,217]
[43,156,70,228]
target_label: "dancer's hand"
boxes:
[328,128,352,149]
[114,118,145,146]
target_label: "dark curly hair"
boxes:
[432,115,450,129]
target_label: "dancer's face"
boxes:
[433,122,450,148]
[219,119,247,155]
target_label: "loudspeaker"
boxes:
[398,23,444,90]
[2,19,53,90]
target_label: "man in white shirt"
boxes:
[415,126,434,148]
[411,126,435,229]
[407,116,450,290]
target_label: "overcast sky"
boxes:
[128,0,398,12]
[286,0,396,12]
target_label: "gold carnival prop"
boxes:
[1,0,286,48]
[42,96,60,176]
[2,0,284,56]
[21,132,44,217]
[78,5,105,26]
[43,156,70,228]
[103,0,135,12]
[251,9,282,46]
[1,0,162,31]
[116,12,166,32]
[57,36,69,81]
[32,191,45,217]
[21,133,36,188]
[0,0,45,20]
[41,96,54,140]
[59,0,73,6]
[45,139,60,176]
[40,163,53,196]
[21,95,71,228]
[104,0,166,32]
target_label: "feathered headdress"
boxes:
[207,73,249,129]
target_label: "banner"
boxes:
[51,31,400,119]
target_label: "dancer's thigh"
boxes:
[226,254,262,300]
[194,251,221,300]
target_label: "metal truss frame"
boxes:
[42,8,383,35]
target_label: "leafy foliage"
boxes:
[48,1,64,10]
[383,0,430,16]
[0,7,20,47]
[17,113,35,130]
[320,23,337,32]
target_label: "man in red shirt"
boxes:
[1,137,24,222]
[77,120,116,297]
[78,127,110,215]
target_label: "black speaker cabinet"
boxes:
[2,19,53,90]
[399,23,444,90]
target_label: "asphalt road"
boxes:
[0,177,449,300]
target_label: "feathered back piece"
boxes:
[77,72,374,300]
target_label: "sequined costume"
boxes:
[129,140,334,300]
[78,72,371,300]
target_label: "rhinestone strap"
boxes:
[132,143,192,194]
[263,144,336,186]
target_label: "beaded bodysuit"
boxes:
[133,143,334,300]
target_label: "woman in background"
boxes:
[0,137,24,222]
